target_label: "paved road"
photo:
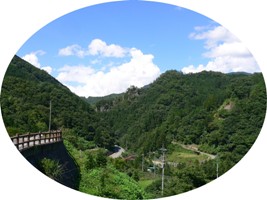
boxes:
[109,145,125,158]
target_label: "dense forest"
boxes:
[1,56,99,142]
[100,70,266,160]
[1,55,266,199]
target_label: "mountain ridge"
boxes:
[1,55,266,198]
[1,55,96,137]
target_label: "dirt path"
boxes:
[152,160,179,167]
[152,143,216,167]
[177,143,216,160]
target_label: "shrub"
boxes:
[39,158,64,181]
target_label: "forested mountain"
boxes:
[99,70,266,170]
[84,93,123,105]
[2,55,266,168]
[1,55,97,137]
[1,55,266,198]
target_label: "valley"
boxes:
[1,55,266,199]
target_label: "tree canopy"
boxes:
[1,55,266,199]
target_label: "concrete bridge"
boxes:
[11,130,62,151]
[10,130,80,190]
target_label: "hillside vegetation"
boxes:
[1,56,97,138]
[100,70,265,159]
[1,55,266,198]
[84,93,123,105]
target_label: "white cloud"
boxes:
[90,59,101,65]
[182,56,258,74]
[203,42,251,58]
[56,48,161,97]
[22,51,53,74]
[58,39,128,58]
[182,25,260,74]
[58,44,85,58]
[88,39,127,57]
[22,50,44,68]
[41,66,53,74]
[57,65,95,84]
[190,25,238,49]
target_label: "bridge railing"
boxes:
[11,130,62,151]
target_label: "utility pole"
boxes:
[160,146,167,196]
[216,156,219,178]
[142,153,144,172]
[48,100,52,132]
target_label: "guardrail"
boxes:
[11,130,62,151]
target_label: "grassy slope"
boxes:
[63,138,147,199]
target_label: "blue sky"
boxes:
[17,0,260,97]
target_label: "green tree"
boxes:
[85,153,96,171]
[94,130,114,150]
[132,170,140,181]
[39,158,64,181]
[96,151,107,167]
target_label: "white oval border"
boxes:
[0,1,266,200]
